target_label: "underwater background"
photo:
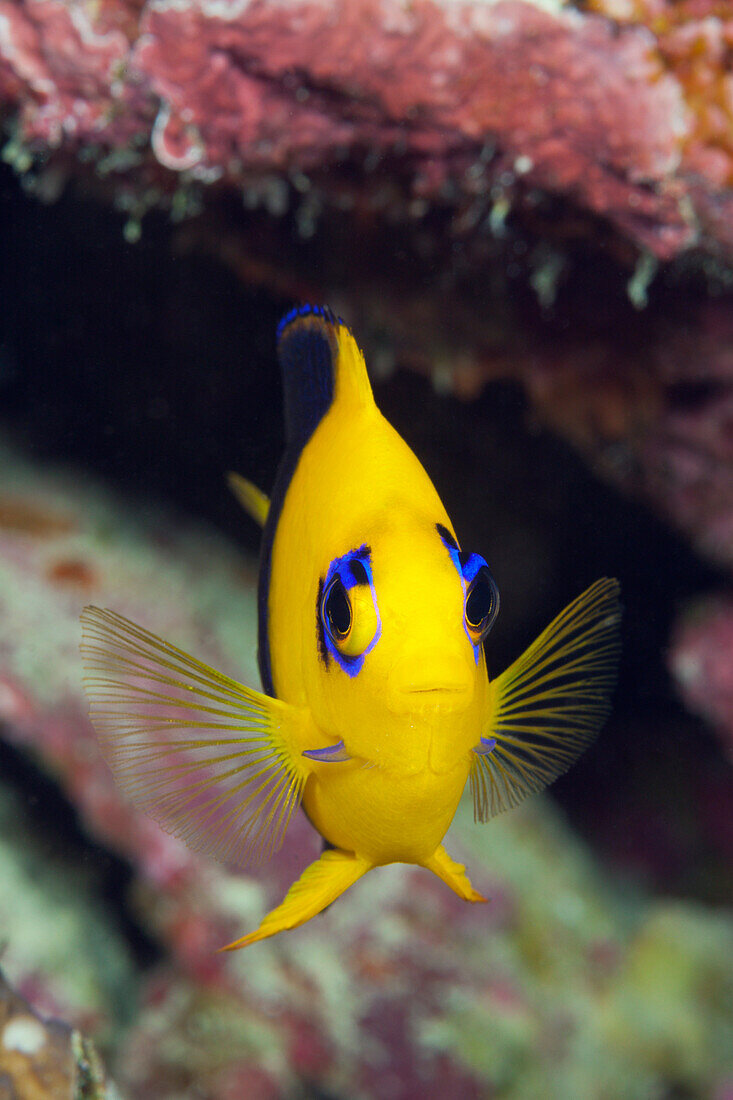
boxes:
[1,0,733,1096]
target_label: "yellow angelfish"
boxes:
[80,306,620,949]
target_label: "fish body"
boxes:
[81,306,621,948]
[262,313,489,867]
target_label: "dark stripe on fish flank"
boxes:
[257,305,342,696]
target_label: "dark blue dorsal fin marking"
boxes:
[277,305,344,451]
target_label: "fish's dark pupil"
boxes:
[326,579,351,637]
[466,570,494,628]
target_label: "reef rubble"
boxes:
[0,966,113,1100]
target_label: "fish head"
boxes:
[308,512,497,774]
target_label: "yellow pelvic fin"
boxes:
[423,845,487,903]
[80,606,312,868]
[221,848,372,949]
[227,472,270,527]
[471,576,622,823]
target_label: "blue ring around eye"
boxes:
[438,529,495,662]
[320,546,382,677]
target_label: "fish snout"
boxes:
[387,648,474,711]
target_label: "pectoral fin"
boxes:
[80,606,312,868]
[302,739,351,762]
[471,577,621,822]
[221,848,372,949]
[227,472,270,526]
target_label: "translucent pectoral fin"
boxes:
[80,606,311,868]
[227,472,270,527]
[471,577,621,823]
[221,849,372,949]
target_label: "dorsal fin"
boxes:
[276,305,374,451]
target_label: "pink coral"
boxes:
[0,0,149,148]
[0,0,700,257]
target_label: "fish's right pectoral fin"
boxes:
[80,606,313,869]
[227,472,270,526]
[221,849,372,949]
[471,577,622,823]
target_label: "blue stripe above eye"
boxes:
[437,525,489,663]
[458,552,485,585]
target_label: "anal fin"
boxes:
[221,848,372,949]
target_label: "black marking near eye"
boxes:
[436,523,459,551]
[350,558,369,586]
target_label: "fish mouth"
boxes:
[408,686,468,700]
[392,684,472,714]
[387,652,474,712]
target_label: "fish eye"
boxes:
[320,552,382,668]
[465,566,500,643]
[324,577,351,638]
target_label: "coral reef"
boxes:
[517,296,733,572]
[0,966,114,1099]
[2,1,733,608]
[1,434,733,1098]
[671,595,733,766]
[587,0,733,186]
[1,4,733,1089]
[0,780,137,1030]
[0,0,708,258]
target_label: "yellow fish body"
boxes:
[81,307,620,949]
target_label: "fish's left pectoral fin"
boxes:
[424,845,487,903]
[221,848,372,949]
[80,606,311,868]
[472,576,622,823]
[227,472,270,527]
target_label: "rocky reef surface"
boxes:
[0,0,697,254]
[0,436,732,1098]
[0,966,114,1100]
[1,0,733,1095]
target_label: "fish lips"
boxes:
[386,657,474,715]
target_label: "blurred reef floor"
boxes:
[1,435,733,1099]
[2,0,733,1095]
